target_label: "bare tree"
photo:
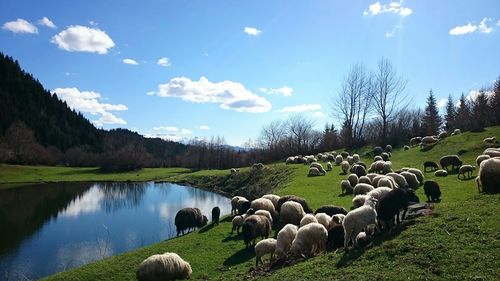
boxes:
[286,115,315,154]
[334,63,373,148]
[259,120,286,154]
[372,58,408,145]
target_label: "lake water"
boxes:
[0,182,231,280]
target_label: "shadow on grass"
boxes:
[223,247,254,266]
[222,234,242,242]
[198,223,216,234]
[58,168,101,176]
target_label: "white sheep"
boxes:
[136,252,192,281]
[358,176,372,185]
[477,158,500,193]
[255,238,277,266]
[347,156,354,165]
[352,194,367,209]
[483,137,496,143]
[315,212,331,229]
[230,168,239,175]
[483,147,500,157]
[341,180,353,194]
[326,161,333,171]
[310,162,326,174]
[286,156,295,164]
[251,198,277,219]
[299,214,318,228]
[382,161,393,174]
[458,165,475,179]
[255,210,273,224]
[341,161,350,174]
[231,196,246,214]
[308,167,324,176]
[343,197,378,249]
[329,214,346,228]
[368,161,384,174]
[279,201,305,228]
[400,171,420,189]
[386,172,408,188]
[366,173,379,182]
[377,177,395,189]
[403,145,410,151]
[335,155,343,165]
[385,144,393,152]
[406,168,424,183]
[231,212,252,234]
[353,183,374,195]
[352,154,360,163]
[347,173,359,187]
[366,186,392,201]
[274,224,298,258]
[262,194,280,210]
[434,169,448,177]
[290,222,328,257]
[373,155,383,162]
[451,129,461,136]
[476,155,491,167]
[355,232,368,247]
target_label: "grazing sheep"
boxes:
[352,194,367,209]
[174,208,208,236]
[251,198,278,220]
[274,224,298,258]
[434,169,448,177]
[231,209,255,234]
[314,205,348,216]
[420,136,439,148]
[242,215,272,249]
[403,145,410,151]
[343,197,378,249]
[335,155,343,165]
[330,214,346,227]
[373,155,383,162]
[381,152,390,161]
[382,161,393,174]
[326,161,333,171]
[308,167,324,176]
[255,238,277,266]
[377,177,395,189]
[373,146,383,156]
[386,172,408,188]
[355,232,369,247]
[341,180,353,195]
[352,154,360,163]
[483,137,496,143]
[212,206,220,225]
[252,163,265,170]
[348,173,359,188]
[423,180,441,202]
[358,176,372,185]
[385,144,393,152]
[290,222,328,257]
[230,168,239,175]
[438,131,448,139]
[366,186,392,202]
[351,164,367,177]
[262,194,280,210]
[238,200,251,215]
[136,252,192,281]
[231,196,246,215]
[327,224,345,250]
[483,147,500,157]
[277,195,313,214]
[451,129,461,136]
[476,155,491,167]
[458,165,475,179]
[377,188,419,231]
[366,173,379,182]
[279,201,305,228]
[368,160,385,174]
[286,156,295,165]
[400,171,420,189]
[477,158,500,193]
[347,156,354,165]
[341,152,349,158]
[423,161,439,172]
[410,137,422,146]
[406,168,424,183]
[300,214,319,228]
[310,162,326,175]
[341,161,350,174]
[353,183,375,195]
[315,213,331,229]
[255,210,273,224]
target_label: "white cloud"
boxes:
[157,57,171,67]
[2,18,38,34]
[479,18,494,34]
[449,18,495,36]
[89,21,98,26]
[363,1,412,17]
[38,17,56,29]
[497,19,500,26]
[278,104,322,113]
[199,125,210,130]
[52,87,127,126]
[260,86,293,97]
[150,76,272,113]
[385,25,400,37]
[153,126,179,132]
[144,128,193,142]
[312,111,326,118]
[244,26,261,36]
[51,25,115,54]
[437,98,447,109]
[146,91,155,96]
[123,58,139,65]
[465,89,494,101]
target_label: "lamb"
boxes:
[483,137,496,143]
[406,168,424,183]
[440,155,463,171]
[262,194,280,210]
[308,167,324,176]
[310,162,326,175]
[326,161,333,171]
[314,205,348,216]
[330,214,346,227]
[385,144,393,152]
[347,173,359,187]
[458,165,475,179]
[335,155,343,165]
[341,161,350,174]
[341,180,353,194]
[358,176,372,185]
[231,196,246,215]
[351,164,367,177]
[366,186,392,201]
[423,180,441,202]
[315,213,332,229]
[251,198,278,221]
[352,194,367,209]
[327,224,344,250]
[434,169,448,177]
[353,183,375,195]
[277,195,313,214]
[423,161,439,172]
[377,188,419,231]
[299,214,318,228]
[242,215,271,249]
[343,197,378,249]
[255,210,273,224]
[410,137,422,146]
[386,172,408,188]
[290,222,328,257]
[231,208,255,234]
[255,238,277,266]
[403,145,410,151]
[212,206,220,225]
[352,154,360,163]
[174,208,208,236]
[136,252,192,281]
[477,158,500,193]
[400,171,420,189]
[476,155,491,167]
[274,224,298,258]
[279,201,305,228]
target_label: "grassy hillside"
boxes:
[35,127,500,280]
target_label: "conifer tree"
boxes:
[444,95,457,131]
[456,93,471,131]
[423,89,442,135]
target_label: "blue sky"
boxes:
[1,0,499,146]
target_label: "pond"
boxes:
[0,182,231,280]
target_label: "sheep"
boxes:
[251,198,278,220]
[230,168,239,175]
[434,169,448,177]
[477,158,500,193]
[279,201,305,228]
[310,162,326,175]
[381,152,390,161]
[352,154,360,163]
[358,176,372,185]
[355,232,369,247]
[382,161,393,174]
[476,155,491,167]
[231,196,246,215]
[330,214,346,228]
[405,168,424,183]
[373,146,383,156]
[326,161,333,171]
[458,165,475,179]
[314,205,348,216]
[262,194,280,210]
[341,161,350,174]
[252,163,265,170]
[277,195,313,213]
[423,180,441,202]
[347,173,359,188]
[353,183,375,195]
[286,156,295,164]
[347,156,354,165]
[420,136,439,148]
[300,213,318,228]
[410,137,422,146]
[483,137,496,143]
[308,167,323,176]
[366,173,379,182]
[400,171,420,189]
[315,213,332,229]
[366,186,392,201]
[352,194,367,209]
[386,172,408,188]
[341,152,349,158]
[231,209,254,234]
[351,164,367,177]
[343,197,378,249]
[403,145,410,151]
[255,210,273,224]
[377,188,419,231]
[377,177,395,189]
[451,129,461,136]
[237,199,251,215]
[174,208,208,236]
[136,252,192,281]
[327,224,344,250]
[483,147,500,157]
[212,206,220,225]
[274,224,298,258]
[341,180,353,195]
[290,222,328,257]
[255,238,277,266]
[423,161,439,172]
[242,215,271,249]
[368,160,385,174]
[373,155,383,162]
[335,155,343,165]
[438,131,448,139]
[385,144,393,152]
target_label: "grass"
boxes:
[19,127,500,280]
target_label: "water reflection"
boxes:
[0,182,230,280]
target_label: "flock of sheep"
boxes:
[135,131,499,281]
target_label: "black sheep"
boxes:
[327,224,344,250]
[423,180,441,202]
[238,201,251,215]
[211,206,221,225]
[341,152,349,158]
[423,161,439,172]
[439,155,463,171]
[174,208,208,236]
[351,165,367,177]
[276,195,313,213]
[242,215,271,249]
[314,205,348,216]
[377,188,419,231]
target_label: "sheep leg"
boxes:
[401,207,408,221]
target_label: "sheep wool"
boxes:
[299,214,318,228]
[341,180,353,194]
[352,194,367,209]
[255,238,277,266]
[315,213,332,229]
[478,158,500,193]
[343,197,378,249]
[341,161,350,174]
[279,201,305,228]
[136,252,192,281]
[290,222,328,257]
[275,224,299,258]
[262,194,280,210]
[353,183,375,195]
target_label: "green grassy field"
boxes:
[17,127,500,280]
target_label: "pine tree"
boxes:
[456,93,471,131]
[444,95,457,131]
[423,89,442,135]
[491,77,500,125]
[471,89,490,132]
